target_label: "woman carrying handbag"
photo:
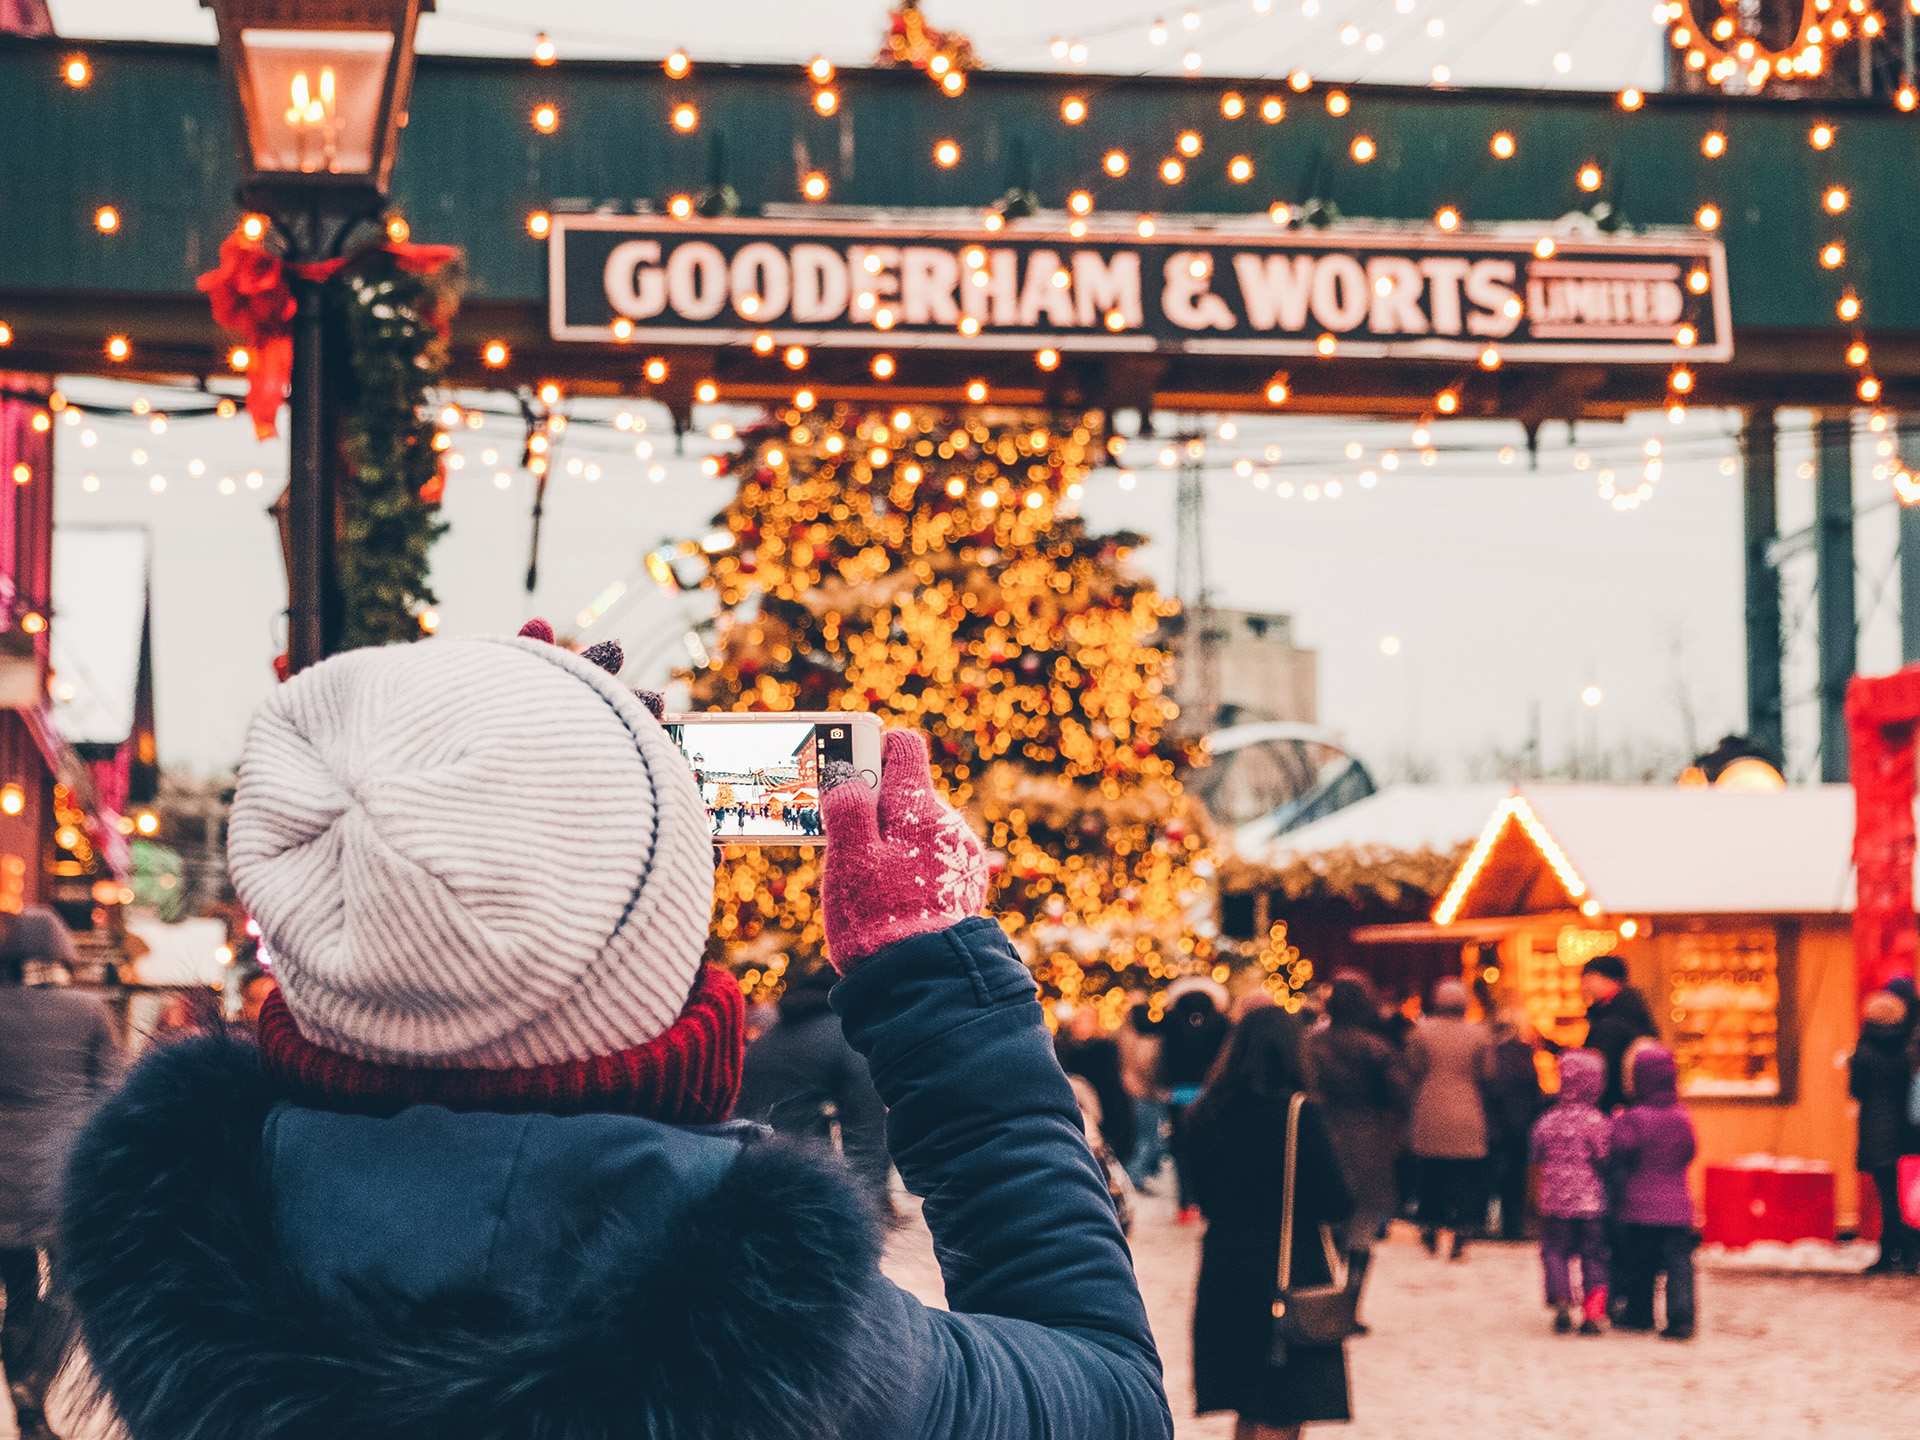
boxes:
[1188,1007,1358,1439]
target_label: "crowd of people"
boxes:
[704,797,824,836]
[1,628,1917,1440]
[1029,953,1711,1436]
[0,912,115,1440]
[0,922,283,1440]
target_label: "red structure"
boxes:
[0,375,58,911]
[0,381,135,926]
[1845,667,1920,1002]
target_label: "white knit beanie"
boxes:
[227,636,715,1068]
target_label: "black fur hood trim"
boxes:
[59,1035,894,1440]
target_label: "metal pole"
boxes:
[526,467,550,595]
[1900,472,1920,666]
[1173,436,1219,726]
[285,274,332,675]
[1815,412,1857,781]
[1741,409,1784,759]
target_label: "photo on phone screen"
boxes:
[664,718,861,840]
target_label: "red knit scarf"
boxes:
[256,965,746,1125]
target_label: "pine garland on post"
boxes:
[334,252,458,649]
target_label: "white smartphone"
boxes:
[663,711,884,845]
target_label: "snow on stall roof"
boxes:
[1254,784,1508,865]
[1258,783,1873,916]
[1504,784,1863,917]
[51,527,149,747]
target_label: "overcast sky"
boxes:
[39,3,1906,784]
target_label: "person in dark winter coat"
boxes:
[1610,1045,1698,1339]
[0,908,117,1440]
[735,962,890,1210]
[1118,995,1167,1186]
[1484,1010,1543,1241]
[1376,995,1419,1216]
[1850,989,1919,1275]
[1579,956,1658,1114]
[1529,1050,1612,1334]
[1405,978,1493,1259]
[1187,1006,1355,1438]
[1308,972,1407,1330]
[1885,974,1919,1037]
[1056,1003,1138,1168]
[1161,982,1231,1223]
[57,634,1172,1440]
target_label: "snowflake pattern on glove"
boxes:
[931,810,991,915]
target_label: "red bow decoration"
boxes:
[197,233,297,440]
[197,228,461,440]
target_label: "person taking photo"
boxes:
[58,629,1172,1440]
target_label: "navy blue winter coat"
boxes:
[59,917,1172,1440]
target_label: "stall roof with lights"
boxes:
[3,36,1920,413]
[1433,784,1878,925]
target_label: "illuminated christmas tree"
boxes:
[675,404,1217,1016]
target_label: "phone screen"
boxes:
[664,718,858,840]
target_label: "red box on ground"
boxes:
[1703,1162,1836,1248]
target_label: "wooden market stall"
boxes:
[1219,785,1503,1004]
[1360,784,1877,1226]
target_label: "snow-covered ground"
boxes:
[883,1190,1920,1438]
[12,1187,1915,1438]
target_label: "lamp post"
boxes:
[201,0,429,674]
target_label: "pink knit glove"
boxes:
[822,730,990,971]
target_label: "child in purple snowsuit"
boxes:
[1530,1049,1612,1334]
[1610,1044,1699,1339]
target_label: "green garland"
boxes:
[334,252,459,649]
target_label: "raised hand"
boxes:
[821,730,989,971]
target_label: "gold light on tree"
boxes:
[674,405,1215,1011]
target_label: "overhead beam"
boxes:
[7,39,1920,409]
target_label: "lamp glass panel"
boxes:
[238,28,393,175]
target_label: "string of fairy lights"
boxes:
[1025,0,1509,85]
[449,0,1743,90]
[461,1,1920,93]
[38,369,1920,567]
[25,381,1910,507]
[441,0,1643,87]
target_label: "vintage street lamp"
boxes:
[201,0,430,672]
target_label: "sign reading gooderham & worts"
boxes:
[549,216,1732,364]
